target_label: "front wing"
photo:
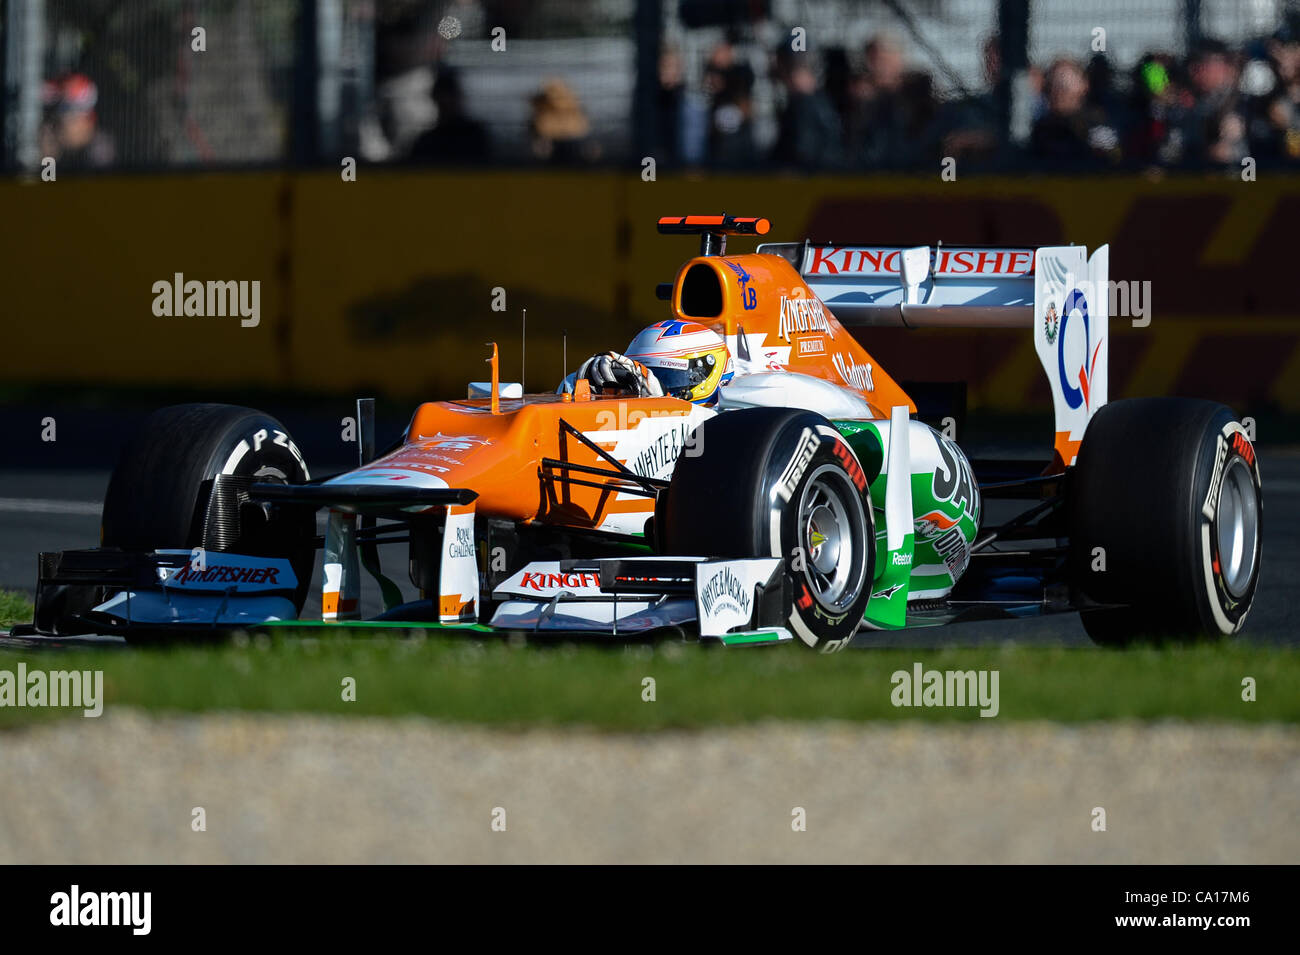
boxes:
[17,549,796,648]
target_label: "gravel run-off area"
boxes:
[1,711,1296,864]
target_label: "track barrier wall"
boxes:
[4,171,1297,414]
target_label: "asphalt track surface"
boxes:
[1,449,1296,647]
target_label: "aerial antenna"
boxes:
[486,342,500,414]
[563,329,568,385]
[521,307,527,389]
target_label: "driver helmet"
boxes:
[624,320,734,405]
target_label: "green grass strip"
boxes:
[0,628,1292,730]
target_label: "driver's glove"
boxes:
[577,352,665,397]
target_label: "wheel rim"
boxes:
[797,464,867,609]
[1215,456,1259,598]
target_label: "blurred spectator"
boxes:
[899,70,942,165]
[529,79,598,163]
[703,33,756,167]
[1030,58,1117,165]
[1084,53,1127,156]
[1268,19,1300,106]
[1183,38,1248,165]
[657,45,709,167]
[656,46,687,164]
[821,46,855,120]
[409,70,490,164]
[39,74,114,170]
[1246,24,1300,161]
[843,33,911,168]
[1126,53,1191,164]
[865,32,907,94]
[939,35,1003,164]
[771,60,843,169]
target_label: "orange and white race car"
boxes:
[20,215,1262,649]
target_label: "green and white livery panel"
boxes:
[834,412,981,623]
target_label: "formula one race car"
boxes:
[18,215,1262,649]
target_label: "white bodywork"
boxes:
[579,402,716,535]
[489,556,785,638]
[1033,245,1110,464]
[717,371,874,417]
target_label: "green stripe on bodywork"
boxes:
[719,630,788,646]
[863,525,913,629]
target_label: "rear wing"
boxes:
[759,241,1110,467]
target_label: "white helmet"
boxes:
[624,321,734,405]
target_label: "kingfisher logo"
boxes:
[168,562,282,586]
[519,571,601,591]
[778,295,832,342]
[157,551,295,593]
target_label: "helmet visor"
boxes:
[648,354,717,400]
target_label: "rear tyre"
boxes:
[660,408,874,650]
[1067,397,1262,645]
[101,404,316,614]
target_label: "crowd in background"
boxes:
[648,22,1300,171]
[385,16,1300,171]
[35,12,1300,173]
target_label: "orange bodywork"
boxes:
[670,252,915,419]
[334,243,910,533]
[349,391,698,531]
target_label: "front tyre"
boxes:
[660,408,875,650]
[101,403,316,614]
[1068,397,1262,645]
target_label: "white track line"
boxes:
[0,497,101,516]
